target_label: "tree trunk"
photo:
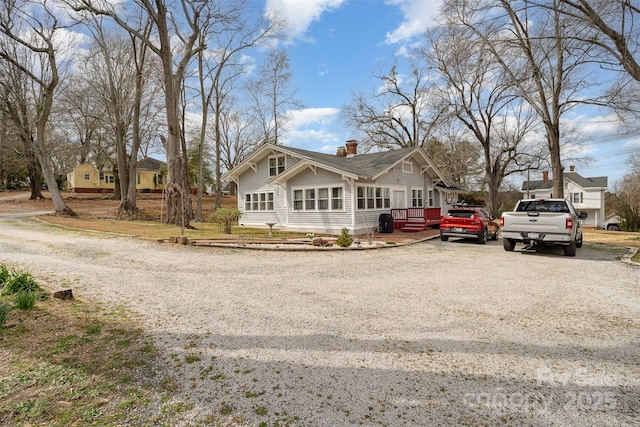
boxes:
[23,137,43,200]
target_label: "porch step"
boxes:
[401,223,427,232]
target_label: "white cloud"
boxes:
[265,0,345,42]
[384,0,443,44]
[285,107,339,127]
[280,107,341,147]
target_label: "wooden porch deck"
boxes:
[390,208,442,232]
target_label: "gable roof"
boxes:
[136,157,165,170]
[522,172,608,191]
[223,143,448,184]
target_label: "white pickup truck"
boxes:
[500,198,587,256]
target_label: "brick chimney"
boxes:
[569,165,575,172]
[336,146,347,157]
[345,140,358,156]
[542,171,549,183]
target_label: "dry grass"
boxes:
[0,285,173,426]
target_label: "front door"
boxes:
[393,190,406,209]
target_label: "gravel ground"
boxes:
[1,213,639,426]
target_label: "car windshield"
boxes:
[516,200,569,213]
[447,209,475,218]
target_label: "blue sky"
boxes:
[258,0,639,188]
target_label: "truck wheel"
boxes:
[576,233,583,248]
[564,239,577,257]
[477,229,487,245]
[440,234,449,241]
[503,238,515,252]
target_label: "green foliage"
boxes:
[1,270,42,296]
[0,303,10,327]
[15,291,37,310]
[0,264,9,285]
[211,208,242,234]
[335,227,353,247]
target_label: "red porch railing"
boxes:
[390,207,442,232]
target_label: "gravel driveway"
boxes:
[1,214,638,426]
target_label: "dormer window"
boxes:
[269,155,286,177]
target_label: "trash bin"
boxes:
[378,213,394,233]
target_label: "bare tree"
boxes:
[426,22,544,215]
[70,0,221,227]
[343,57,447,152]
[554,0,640,82]
[0,0,74,214]
[444,0,603,198]
[246,48,303,146]
[614,152,640,231]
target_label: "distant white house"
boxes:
[522,166,608,228]
[222,141,458,235]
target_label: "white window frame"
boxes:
[411,188,423,207]
[244,191,275,212]
[84,173,90,180]
[428,189,434,207]
[292,185,345,212]
[402,161,413,174]
[573,192,583,204]
[268,155,286,177]
[356,185,391,211]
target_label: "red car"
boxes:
[439,205,499,244]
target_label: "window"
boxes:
[305,189,315,210]
[106,175,115,184]
[292,186,344,211]
[268,155,286,177]
[331,187,343,209]
[573,192,583,204]
[356,186,391,210]
[99,172,104,180]
[402,161,413,174]
[84,174,90,180]
[411,189,423,207]
[156,174,163,185]
[244,192,275,211]
[137,173,141,185]
[293,189,303,211]
[318,188,329,210]
[428,189,433,207]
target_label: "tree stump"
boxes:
[53,289,74,300]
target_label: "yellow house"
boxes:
[66,158,166,193]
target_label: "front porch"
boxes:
[390,207,442,232]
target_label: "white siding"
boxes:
[287,168,353,234]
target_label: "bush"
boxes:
[0,303,9,327]
[335,227,354,247]
[211,208,242,234]
[15,290,38,310]
[1,270,42,296]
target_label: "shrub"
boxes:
[1,270,42,296]
[335,227,354,247]
[211,208,242,234]
[0,303,9,327]
[15,290,38,310]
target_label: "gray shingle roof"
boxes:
[136,157,165,170]
[282,145,418,178]
[522,172,608,191]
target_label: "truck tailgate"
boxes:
[503,213,568,233]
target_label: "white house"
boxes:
[222,141,456,235]
[522,166,608,228]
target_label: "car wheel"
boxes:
[503,238,515,252]
[477,229,487,245]
[440,234,449,241]
[564,239,577,257]
[576,233,583,248]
